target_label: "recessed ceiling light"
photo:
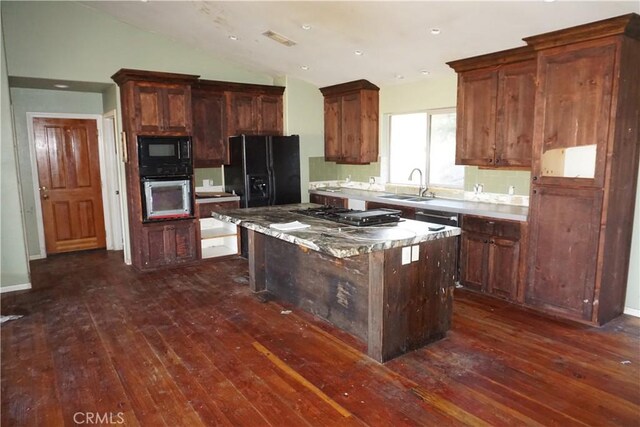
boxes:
[301,24,311,30]
[430,28,441,35]
[228,35,238,41]
[420,70,430,76]
[543,0,556,2]
[301,65,309,71]
[54,84,69,89]
[395,74,405,80]
[354,50,364,56]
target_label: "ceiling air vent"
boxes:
[262,30,297,47]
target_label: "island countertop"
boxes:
[210,203,461,259]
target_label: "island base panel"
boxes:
[248,231,457,362]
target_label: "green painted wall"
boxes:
[281,76,324,203]
[2,1,271,85]
[1,2,30,288]
[194,168,223,187]
[102,85,118,113]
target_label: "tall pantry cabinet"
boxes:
[524,14,640,325]
[112,69,200,271]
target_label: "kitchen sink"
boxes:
[378,194,436,202]
[377,194,418,200]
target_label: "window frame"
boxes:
[387,107,460,188]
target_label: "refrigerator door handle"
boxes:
[267,138,276,205]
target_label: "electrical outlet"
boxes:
[369,176,376,184]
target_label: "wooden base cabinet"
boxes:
[526,187,602,321]
[141,220,198,269]
[460,216,523,302]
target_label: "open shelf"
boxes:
[199,217,238,259]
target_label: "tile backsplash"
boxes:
[308,156,381,182]
[463,167,531,196]
[194,167,223,187]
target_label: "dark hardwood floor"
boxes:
[2,250,638,426]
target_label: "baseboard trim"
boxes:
[0,283,32,293]
[29,254,45,261]
[623,307,640,318]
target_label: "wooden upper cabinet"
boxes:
[227,92,259,136]
[226,86,284,138]
[112,69,199,136]
[529,40,617,188]
[192,88,226,167]
[455,68,498,165]
[448,47,536,168]
[323,95,341,161]
[259,94,284,134]
[320,80,380,164]
[132,82,191,134]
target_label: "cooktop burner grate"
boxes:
[292,205,402,227]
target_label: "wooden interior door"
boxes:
[34,117,106,254]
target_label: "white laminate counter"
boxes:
[310,187,528,222]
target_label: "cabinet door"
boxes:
[135,85,164,133]
[456,69,498,166]
[340,93,362,163]
[228,92,258,136]
[324,96,341,161]
[141,223,169,268]
[526,186,603,321]
[495,61,535,167]
[532,40,617,187]
[193,91,227,167]
[309,194,326,205]
[163,87,191,133]
[172,221,198,263]
[258,95,283,135]
[487,237,520,300]
[460,232,487,292]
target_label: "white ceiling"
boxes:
[82,1,639,88]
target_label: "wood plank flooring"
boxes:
[1,250,638,426]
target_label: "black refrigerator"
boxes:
[224,135,301,208]
[224,135,301,257]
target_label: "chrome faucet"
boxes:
[408,168,426,196]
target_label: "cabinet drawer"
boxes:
[462,215,521,239]
[197,201,240,218]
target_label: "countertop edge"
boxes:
[309,188,528,222]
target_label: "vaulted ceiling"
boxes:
[83,1,639,87]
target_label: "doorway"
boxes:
[32,117,106,254]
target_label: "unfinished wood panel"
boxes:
[247,229,266,292]
[323,95,341,161]
[263,237,370,341]
[380,238,456,362]
[192,90,227,167]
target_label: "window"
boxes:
[388,109,464,188]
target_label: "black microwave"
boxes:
[138,135,192,176]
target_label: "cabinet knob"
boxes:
[495,158,501,164]
[532,176,538,181]
[483,239,488,244]
[490,240,495,244]
[488,158,493,164]
[533,189,538,194]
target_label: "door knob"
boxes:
[39,186,47,191]
[42,194,49,199]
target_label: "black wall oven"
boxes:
[141,176,192,222]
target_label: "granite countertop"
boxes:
[210,204,461,259]
[310,187,528,222]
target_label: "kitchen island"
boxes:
[212,204,461,362]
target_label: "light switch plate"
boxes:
[411,245,419,262]
[402,247,411,265]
